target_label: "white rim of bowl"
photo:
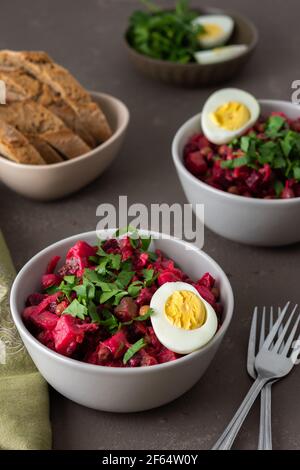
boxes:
[10,230,234,375]
[172,99,300,206]
[0,91,130,170]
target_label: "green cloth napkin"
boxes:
[0,232,51,449]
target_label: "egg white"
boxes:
[193,15,234,49]
[194,45,248,65]
[201,88,260,145]
[150,282,218,355]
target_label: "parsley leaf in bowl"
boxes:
[127,0,203,63]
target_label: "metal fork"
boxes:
[247,305,288,450]
[212,303,300,450]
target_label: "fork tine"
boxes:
[269,306,273,331]
[278,306,285,353]
[263,301,290,350]
[247,306,258,375]
[259,306,266,349]
[282,312,300,356]
[272,305,298,353]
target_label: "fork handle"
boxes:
[258,381,274,450]
[212,377,269,450]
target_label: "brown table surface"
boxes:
[1,0,300,451]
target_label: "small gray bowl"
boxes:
[125,7,258,87]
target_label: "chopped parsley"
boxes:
[123,338,147,364]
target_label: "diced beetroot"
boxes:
[132,321,148,337]
[140,349,158,366]
[246,171,261,191]
[145,326,162,349]
[127,355,141,367]
[185,151,208,176]
[255,122,266,133]
[281,187,295,198]
[97,330,128,362]
[198,272,215,289]
[135,252,149,269]
[194,284,216,306]
[46,255,61,274]
[136,286,157,306]
[259,164,272,183]
[102,238,120,254]
[157,347,178,364]
[233,166,250,180]
[119,236,134,261]
[66,241,97,274]
[157,271,179,286]
[290,119,300,132]
[294,183,300,197]
[41,274,61,290]
[189,134,210,149]
[52,315,98,357]
[26,292,46,306]
[23,306,58,331]
[35,292,62,314]
[37,330,55,349]
[85,350,98,365]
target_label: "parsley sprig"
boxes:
[127,0,204,63]
[221,115,300,194]
[44,230,157,326]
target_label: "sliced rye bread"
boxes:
[25,134,63,164]
[0,50,112,144]
[0,119,45,164]
[0,68,96,147]
[0,100,91,159]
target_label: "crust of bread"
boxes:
[0,100,91,159]
[0,119,45,164]
[0,50,112,144]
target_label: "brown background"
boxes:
[0,0,300,450]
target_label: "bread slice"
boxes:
[0,100,91,159]
[0,68,96,147]
[0,119,45,164]
[0,51,112,144]
[25,134,63,164]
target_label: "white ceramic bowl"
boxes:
[172,100,300,246]
[10,229,234,412]
[0,92,129,201]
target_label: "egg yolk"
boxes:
[199,23,223,40]
[165,290,206,330]
[210,101,251,131]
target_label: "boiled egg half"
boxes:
[201,88,260,145]
[193,15,234,49]
[194,44,248,65]
[150,282,218,354]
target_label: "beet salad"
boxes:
[22,230,222,368]
[184,113,300,199]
